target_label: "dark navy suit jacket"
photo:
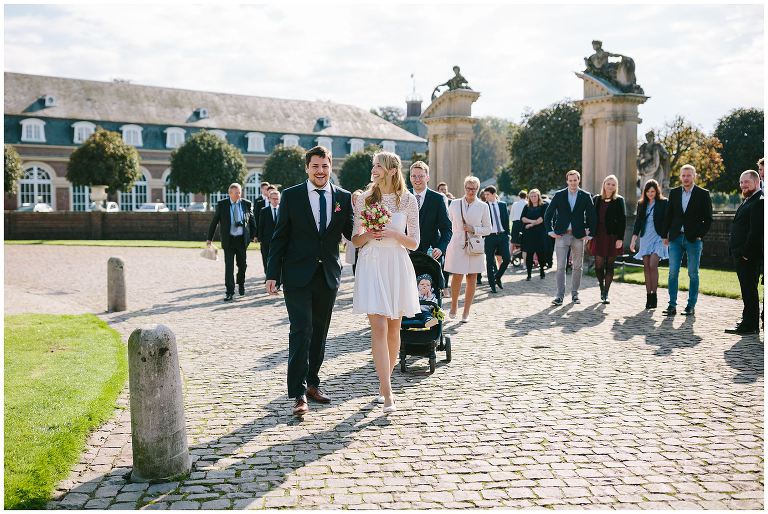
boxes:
[411,188,452,254]
[543,188,597,239]
[487,201,510,236]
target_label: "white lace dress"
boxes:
[352,191,421,319]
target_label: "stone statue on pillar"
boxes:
[584,40,644,94]
[637,130,670,193]
[431,66,472,101]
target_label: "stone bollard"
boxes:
[128,325,191,482]
[107,257,127,312]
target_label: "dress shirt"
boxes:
[510,199,526,221]
[681,186,694,233]
[489,202,503,233]
[229,199,244,236]
[413,189,426,210]
[567,189,578,231]
[306,180,332,232]
[272,206,278,222]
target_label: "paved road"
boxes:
[5,245,764,509]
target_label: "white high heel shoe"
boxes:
[383,402,397,414]
[376,395,385,404]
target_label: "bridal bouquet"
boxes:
[360,202,391,232]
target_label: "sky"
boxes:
[3,3,764,133]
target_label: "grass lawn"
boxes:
[5,239,262,250]
[599,264,764,301]
[4,314,128,509]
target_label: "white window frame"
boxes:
[381,140,396,153]
[164,127,186,149]
[210,190,230,204]
[246,132,265,153]
[316,136,333,150]
[349,138,365,153]
[162,169,193,211]
[119,171,150,211]
[72,121,96,144]
[71,184,91,212]
[281,134,300,147]
[18,164,54,207]
[209,129,227,141]
[120,124,144,147]
[20,118,46,143]
[245,170,261,203]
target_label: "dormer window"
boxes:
[281,134,300,147]
[42,95,56,107]
[316,136,333,150]
[209,129,227,141]
[381,140,396,153]
[72,121,96,144]
[318,116,331,128]
[120,124,143,147]
[20,118,46,142]
[164,127,186,148]
[246,132,265,152]
[349,138,365,153]
[196,107,209,119]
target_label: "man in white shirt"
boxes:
[509,190,528,258]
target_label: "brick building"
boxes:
[4,72,426,211]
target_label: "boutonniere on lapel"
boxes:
[334,201,342,213]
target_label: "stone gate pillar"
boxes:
[575,72,648,214]
[421,89,480,197]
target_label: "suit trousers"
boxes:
[284,265,338,398]
[736,257,761,329]
[224,236,247,294]
[554,234,585,299]
[485,233,511,281]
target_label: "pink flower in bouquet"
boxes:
[360,202,391,232]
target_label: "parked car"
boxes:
[88,201,120,212]
[184,202,208,212]
[16,202,53,212]
[136,202,170,212]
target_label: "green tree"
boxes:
[711,108,764,192]
[506,100,582,192]
[656,115,724,189]
[338,148,376,193]
[4,144,23,194]
[472,116,513,181]
[169,131,248,210]
[261,145,306,190]
[66,128,142,193]
[370,106,405,127]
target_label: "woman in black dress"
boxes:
[520,189,549,280]
[590,174,626,304]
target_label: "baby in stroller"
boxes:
[401,274,440,329]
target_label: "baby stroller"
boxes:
[399,251,452,374]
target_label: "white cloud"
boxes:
[4,4,763,131]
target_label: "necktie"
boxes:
[417,194,422,209]
[273,207,277,222]
[316,189,327,235]
[492,203,502,233]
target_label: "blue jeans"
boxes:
[667,235,703,308]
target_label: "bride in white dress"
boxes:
[352,151,420,413]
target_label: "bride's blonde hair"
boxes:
[365,151,407,209]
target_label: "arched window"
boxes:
[244,171,261,203]
[71,184,90,211]
[349,138,365,153]
[164,127,186,149]
[162,170,193,211]
[20,118,46,143]
[381,140,396,153]
[72,121,96,144]
[119,172,149,211]
[246,132,265,153]
[120,124,143,147]
[18,165,53,206]
[281,134,300,147]
[209,129,227,141]
[316,136,333,150]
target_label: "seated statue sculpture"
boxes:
[431,66,472,101]
[584,40,644,94]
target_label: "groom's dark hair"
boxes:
[305,146,332,167]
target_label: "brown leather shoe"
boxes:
[306,386,331,404]
[293,395,309,416]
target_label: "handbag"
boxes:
[461,200,485,255]
[200,244,219,261]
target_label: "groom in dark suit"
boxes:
[206,183,257,301]
[266,146,354,417]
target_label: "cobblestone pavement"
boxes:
[5,245,764,509]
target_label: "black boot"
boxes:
[540,267,546,279]
[645,293,652,309]
[650,292,657,308]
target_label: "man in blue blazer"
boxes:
[483,185,511,293]
[543,170,597,305]
[409,161,452,261]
